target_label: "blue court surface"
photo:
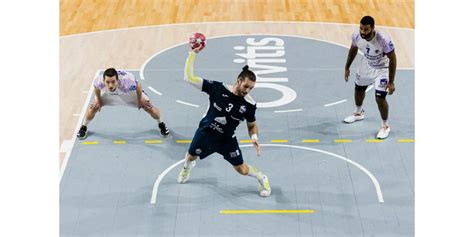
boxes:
[60,35,414,236]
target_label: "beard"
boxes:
[360,30,373,39]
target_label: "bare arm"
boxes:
[94,87,101,101]
[184,51,204,90]
[344,45,359,81]
[345,46,359,70]
[136,82,143,101]
[386,50,397,84]
[247,121,259,138]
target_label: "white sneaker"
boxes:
[343,110,365,123]
[258,175,271,197]
[376,125,391,139]
[177,160,196,184]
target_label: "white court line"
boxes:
[147,86,162,95]
[150,159,185,204]
[61,21,413,39]
[150,144,384,204]
[139,33,367,82]
[59,70,99,182]
[176,100,200,108]
[274,109,303,113]
[324,99,347,107]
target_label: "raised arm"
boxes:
[184,51,204,90]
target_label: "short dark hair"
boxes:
[103,68,118,79]
[360,16,375,28]
[238,65,256,82]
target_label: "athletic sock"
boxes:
[382,120,389,127]
[247,164,264,180]
[355,106,363,113]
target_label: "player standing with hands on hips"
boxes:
[177,33,271,197]
[344,16,397,139]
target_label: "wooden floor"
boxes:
[60,0,414,36]
[59,1,415,167]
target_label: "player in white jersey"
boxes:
[343,16,397,139]
[77,68,170,139]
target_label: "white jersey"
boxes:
[352,31,395,69]
[93,70,138,96]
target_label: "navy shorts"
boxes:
[188,128,244,166]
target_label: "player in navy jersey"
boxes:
[177,44,271,197]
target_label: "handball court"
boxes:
[60,1,414,236]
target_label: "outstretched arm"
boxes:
[184,49,204,90]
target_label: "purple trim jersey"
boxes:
[93,70,138,95]
[352,31,395,69]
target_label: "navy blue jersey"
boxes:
[198,79,257,137]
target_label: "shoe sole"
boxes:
[343,116,365,123]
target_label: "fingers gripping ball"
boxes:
[189,33,206,50]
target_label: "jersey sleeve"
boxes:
[202,79,222,95]
[93,74,105,90]
[119,71,138,91]
[244,104,257,123]
[351,32,359,47]
[378,33,395,54]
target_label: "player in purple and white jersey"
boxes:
[77,68,170,139]
[343,16,397,139]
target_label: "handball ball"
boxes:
[189,32,206,50]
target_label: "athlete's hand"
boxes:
[192,44,204,54]
[139,98,152,110]
[387,82,395,95]
[90,100,102,111]
[344,68,350,82]
[253,139,261,157]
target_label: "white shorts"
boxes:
[99,91,151,108]
[355,62,389,92]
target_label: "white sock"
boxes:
[355,106,363,113]
[382,120,389,127]
[82,119,90,126]
[156,118,162,124]
[184,158,195,170]
[247,164,264,180]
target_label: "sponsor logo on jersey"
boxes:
[239,105,246,113]
[129,85,136,90]
[230,115,241,121]
[213,102,222,111]
[195,149,202,155]
[214,116,227,125]
[210,123,224,133]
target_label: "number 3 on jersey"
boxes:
[225,103,233,112]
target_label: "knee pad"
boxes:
[355,84,368,92]
[375,90,387,99]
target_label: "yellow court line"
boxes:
[398,139,415,143]
[303,139,320,143]
[81,141,99,145]
[113,140,126,144]
[366,139,383,143]
[220,210,315,214]
[335,139,352,143]
[176,140,192,144]
[239,140,253,143]
[271,140,288,143]
[145,140,162,144]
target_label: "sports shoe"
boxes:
[158,122,170,137]
[376,125,391,139]
[177,160,196,184]
[77,125,88,140]
[258,174,271,197]
[343,110,365,123]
